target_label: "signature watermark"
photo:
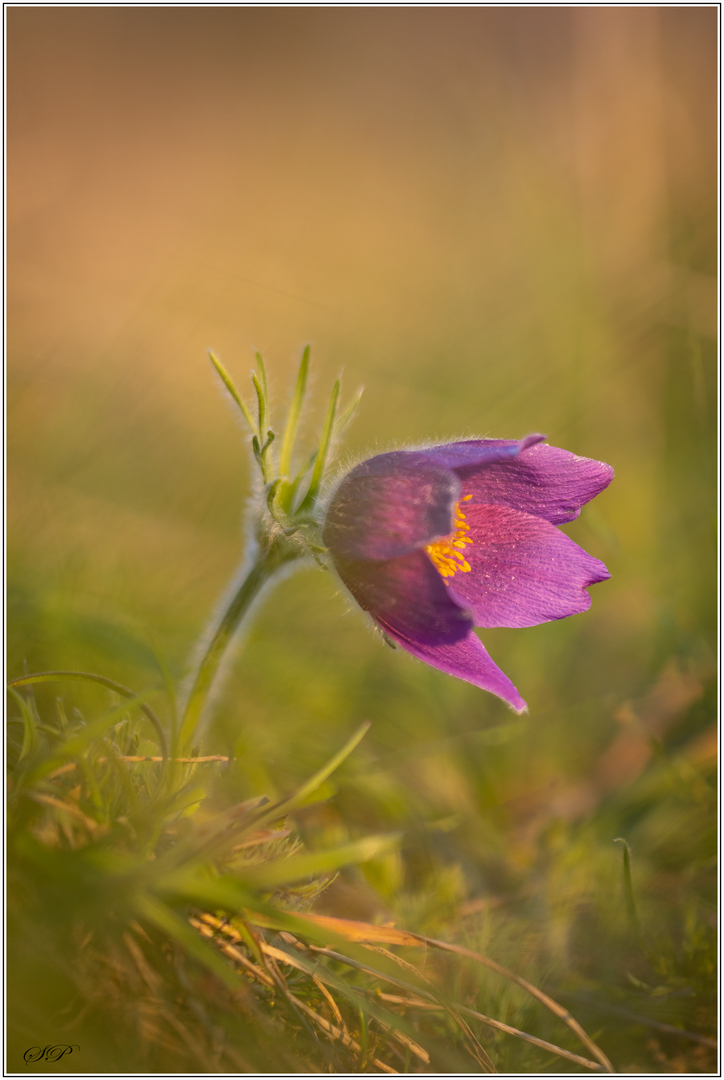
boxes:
[24,1045,80,1064]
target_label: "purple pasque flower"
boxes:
[322,435,613,713]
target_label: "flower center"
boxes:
[425,495,474,580]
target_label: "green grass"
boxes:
[7,341,716,1072]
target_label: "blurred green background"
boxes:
[8,7,716,1072]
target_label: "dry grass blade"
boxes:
[312,944,602,1073]
[270,912,614,1073]
[189,916,275,987]
[46,762,78,780]
[426,936,615,1073]
[291,913,421,945]
[263,941,429,1067]
[253,926,396,1076]
[310,944,499,1072]
[363,944,495,1073]
[192,916,394,1071]
[368,1017,430,1067]
[312,975,346,1030]
[232,829,291,851]
[98,755,229,763]
[27,790,106,834]
[376,994,604,1072]
[197,916,429,1068]
[197,911,605,1073]
[284,989,397,1074]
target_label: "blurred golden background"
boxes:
[7,9,717,1070]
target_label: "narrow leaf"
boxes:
[242,833,401,889]
[334,386,364,439]
[255,351,268,401]
[7,687,39,762]
[208,351,257,435]
[614,837,642,938]
[298,378,339,512]
[284,387,363,512]
[253,721,370,827]
[252,373,267,437]
[260,429,276,482]
[151,869,257,912]
[279,344,310,478]
[268,912,422,947]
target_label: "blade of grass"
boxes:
[297,378,339,512]
[241,833,401,889]
[8,671,168,763]
[253,929,340,1068]
[205,920,428,1069]
[614,838,642,938]
[190,916,275,987]
[377,994,604,1071]
[245,910,614,1073]
[251,721,371,828]
[8,687,39,761]
[232,914,487,1071]
[298,943,491,1069]
[208,351,257,435]
[363,944,496,1073]
[287,988,396,1073]
[426,936,615,1073]
[311,975,347,1034]
[26,790,104,834]
[151,797,275,871]
[193,915,339,1070]
[279,345,310,478]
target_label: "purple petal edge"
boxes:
[456,442,614,525]
[378,619,528,713]
[423,434,546,471]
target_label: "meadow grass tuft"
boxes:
[8,349,716,1073]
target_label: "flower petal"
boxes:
[324,451,460,561]
[331,548,473,646]
[423,434,546,470]
[377,622,527,713]
[446,440,614,525]
[448,504,610,628]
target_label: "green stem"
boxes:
[178,542,300,750]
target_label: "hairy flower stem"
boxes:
[178,535,304,750]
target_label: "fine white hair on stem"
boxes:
[178,514,310,743]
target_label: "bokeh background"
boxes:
[8,7,717,1072]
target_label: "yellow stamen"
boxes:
[425,495,474,580]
